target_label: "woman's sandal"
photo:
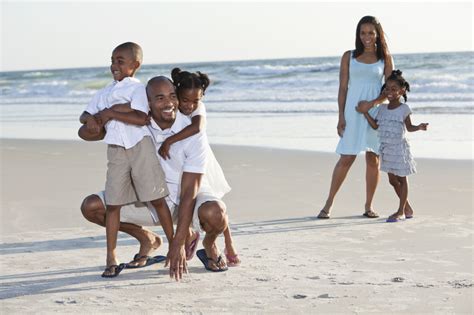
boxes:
[317,209,330,219]
[363,210,380,218]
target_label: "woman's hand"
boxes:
[337,116,346,137]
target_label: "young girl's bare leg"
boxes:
[387,174,408,221]
[388,173,414,217]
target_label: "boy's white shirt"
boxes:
[85,77,151,149]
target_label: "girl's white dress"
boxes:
[191,102,231,197]
[376,103,416,176]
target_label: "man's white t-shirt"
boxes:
[147,112,213,205]
[85,77,150,149]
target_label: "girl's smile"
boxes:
[179,88,203,115]
[384,80,405,103]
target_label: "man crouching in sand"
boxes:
[80,76,230,279]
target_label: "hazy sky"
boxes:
[1,1,472,71]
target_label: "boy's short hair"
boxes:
[113,42,143,63]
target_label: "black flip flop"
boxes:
[101,263,125,278]
[125,254,166,269]
[196,249,228,272]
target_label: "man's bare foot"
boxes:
[128,232,162,268]
[202,236,227,271]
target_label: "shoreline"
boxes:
[1,137,472,162]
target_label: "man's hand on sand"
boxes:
[165,241,187,281]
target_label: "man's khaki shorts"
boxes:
[96,191,223,233]
[105,136,168,205]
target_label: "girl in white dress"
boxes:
[362,70,428,222]
[158,68,240,266]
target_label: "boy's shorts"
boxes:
[105,136,168,205]
[96,191,223,233]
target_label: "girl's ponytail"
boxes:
[171,67,182,84]
[170,68,211,95]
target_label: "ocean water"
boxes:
[1,51,473,159]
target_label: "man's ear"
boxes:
[134,60,141,70]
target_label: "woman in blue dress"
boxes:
[318,16,393,219]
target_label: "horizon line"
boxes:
[1,49,472,74]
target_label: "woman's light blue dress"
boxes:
[335,55,384,155]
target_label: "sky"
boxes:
[1,0,472,72]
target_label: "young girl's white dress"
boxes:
[191,102,231,197]
[376,103,416,176]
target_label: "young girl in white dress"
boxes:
[362,70,428,222]
[158,68,240,266]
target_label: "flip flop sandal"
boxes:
[126,254,166,269]
[196,249,228,272]
[101,263,125,278]
[317,209,330,219]
[185,232,200,261]
[386,216,402,223]
[363,210,379,218]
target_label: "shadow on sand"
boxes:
[0,215,384,300]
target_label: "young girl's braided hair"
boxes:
[171,67,210,96]
[382,69,411,102]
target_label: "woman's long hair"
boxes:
[353,16,389,62]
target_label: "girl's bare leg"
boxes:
[388,173,414,217]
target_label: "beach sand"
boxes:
[1,139,472,313]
